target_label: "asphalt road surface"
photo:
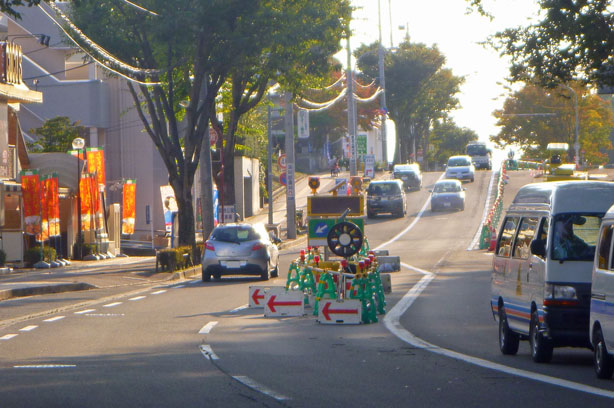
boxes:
[2,169,614,407]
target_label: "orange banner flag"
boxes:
[122,179,136,235]
[20,170,41,236]
[86,147,106,188]
[80,173,93,231]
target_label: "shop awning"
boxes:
[25,153,83,192]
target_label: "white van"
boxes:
[590,205,614,379]
[491,181,614,363]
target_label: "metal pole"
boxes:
[284,92,297,239]
[562,84,580,167]
[378,0,388,165]
[267,106,274,225]
[76,153,82,259]
[347,35,357,176]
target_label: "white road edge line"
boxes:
[232,375,290,401]
[199,344,219,360]
[199,321,218,334]
[378,178,614,399]
[467,169,498,251]
[14,364,76,369]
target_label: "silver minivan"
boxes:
[590,205,614,379]
[491,181,614,363]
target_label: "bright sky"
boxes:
[349,0,541,161]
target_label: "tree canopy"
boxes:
[27,116,86,153]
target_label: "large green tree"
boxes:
[67,0,350,246]
[429,119,478,166]
[27,116,86,153]
[356,40,463,168]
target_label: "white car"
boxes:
[445,155,475,182]
[430,179,465,211]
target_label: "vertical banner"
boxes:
[46,175,60,237]
[86,147,106,188]
[122,179,136,235]
[20,170,41,235]
[160,185,177,234]
[297,108,310,139]
[39,175,50,242]
[80,173,92,231]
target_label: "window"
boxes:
[513,217,539,259]
[552,213,602,261]
[497,216,519,257]
[3,193,21,230]
[598,225,614,270]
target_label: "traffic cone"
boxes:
[488,228,497,252]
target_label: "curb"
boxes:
[0,282,97,301]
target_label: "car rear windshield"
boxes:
[433,183,460,193]
[368,183,401,195]
[212,226,260,243]
[448,158,470,167]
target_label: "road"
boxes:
[2,169,614,407]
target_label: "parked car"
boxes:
[445,155,475,182]
[430,179,465,211]
[392,163,422,191]
[201,223,279,282]
[366,180,406,218]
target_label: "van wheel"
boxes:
[594,327,614,379]
[260,264,270,281]
[530,310,553,363]
[498,307,519,355]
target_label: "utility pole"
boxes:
[347,34,357,176]
[284,92,297,239]
[198,76,215,241]
[267,106,274,226]
[378,0,388,165]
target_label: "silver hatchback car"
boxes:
[201,223,280,281]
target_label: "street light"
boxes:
[561,84,580,168]
[72,137,85,260]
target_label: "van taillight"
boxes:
[252,243,264,251]
[205,242,215,251]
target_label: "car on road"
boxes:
[430,179,465,211]
[366,179,406,218]
[201,223,279,282]
[392,163,422,191]
[445,155,475,182]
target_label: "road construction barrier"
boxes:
[479,161,507,249]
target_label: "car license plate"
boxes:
[443,202,451,207]
[402,177,408,180]
[223,261,242,268]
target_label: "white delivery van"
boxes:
[491,181,614,363]
[590,205,614,379]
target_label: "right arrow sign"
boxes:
[317,299,362,325]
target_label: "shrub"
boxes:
[157,246,198,272]
[24,246,57,266]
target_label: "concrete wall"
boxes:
[233,156,260,220]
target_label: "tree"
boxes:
[356,40,463,167]
[489,1,614,86]
[429,119,478,166]
[68,0,350,246]
[491,83,613,164]
[27,116,86,153]
[0,0,41,18]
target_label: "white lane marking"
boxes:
[43,316,65,322]
[232,375,290,401]
[151,290,166,295]
[374,173,444,250]
[20,325,38,332]
[173,285,186,289]
[14,364,76,369]
[468,170,498,251]
[129,296,146,301]
[188,280,200,285]
[199,344,219,360]
[75,309,96,314]
[103,302,122,308]
[1,334,18,340]
[199,321,218,334]
[85,313,125,317]
[230,304,249,313]
[384,263,614,399]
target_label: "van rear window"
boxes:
[552,213,602,261]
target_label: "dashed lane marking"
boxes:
[199,344,219,360]
[19,325,38,332]
[1,334,18,340]
[103,302,122,308]
[129,296,146,301]
[151,290,166,295]
[198,321,218,334]
[14,364,76,369]
[43,316,65,322]
[75,309,96,314]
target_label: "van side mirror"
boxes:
[530,239,546,257]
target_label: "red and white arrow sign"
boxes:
[267,295,302,312]
[317,299,361,324]
[252,289,265,305]
[264,287,304,317]
[249,286,274,308]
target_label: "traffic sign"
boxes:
[307,195,364,217]
[317,299,362,324]
[280,172,286,186]
[308,218,364,247]
[248,286,269,308]
[278,154,287,169]
[264,287,304,317]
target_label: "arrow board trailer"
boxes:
[264,287,305,317]
[249,286,276,308]
[317,299,362,325]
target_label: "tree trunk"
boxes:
[173,183,196,247]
